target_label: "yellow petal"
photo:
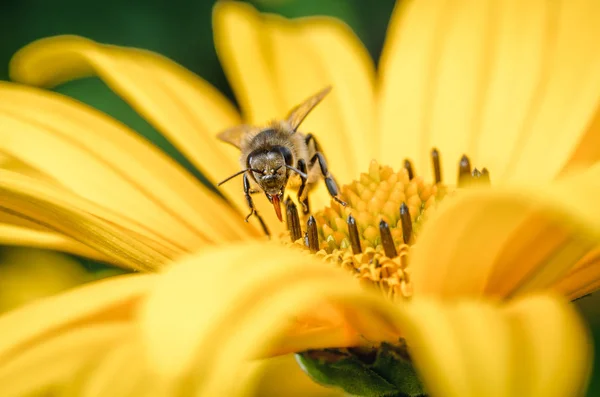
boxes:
[378,0,475,175]
[562,109,600,175]
[0,202,111,262]
[11,37,235,183]
[399,295,591,397]
[0,248,91,313]
[411,163,600,298]
[1,170,175,270]
[378,0,600,184]
[0,223,112,264]
[553,247,600,300]
[0,82,256,246]
[398,299,507,397]
[503,0,600,183]
[212,2,281,125]
[0,273,153,364]
[504,295,592,396]
[0,151,54,181]
[139,244,591,396]
[214,2,376,184]
[0,323,131,397]
[138,242,402,392]
[0,245,590,396]
[8,35,276,233]
[77,340,148,397]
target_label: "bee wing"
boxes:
[217,124,257,149]
[286,86,332,132]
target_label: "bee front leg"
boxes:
[310,152,347,207]
[296,158,310,214]
[243,173,270,237]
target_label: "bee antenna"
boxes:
[217,168,264,186]
[284,164,308,180]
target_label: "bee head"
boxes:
[248,146,293,196]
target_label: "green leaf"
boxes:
[372,343,426,397]
[296,343,427,397]
[296,350,398,396]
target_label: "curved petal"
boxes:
[0,323,131,397]
[212,2,281,125]
[0,82,257,245]
[553,247,600,300]
[502,0,600,183]
[0,245,590,396]
[1,170,176,270]
[77,341,147,397]
[0,223,111,264]
[561,108,600,175]
[0,273,154,364]
[411,163,600,298]
[504,295,592,396]
[138,242,402,393]
[8,35,276,232]
[400,295,591,397]
[214,2,376,184]
[140,243,591,396]
[378,0,600,184]
[0,203,115,263]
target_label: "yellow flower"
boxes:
[1,0,599,295]
[0,243,592,397]
[0,0,599,395]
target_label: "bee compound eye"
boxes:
[273,146,293,166]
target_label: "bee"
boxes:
[217,86,346,236]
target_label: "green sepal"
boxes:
[296,343,426,397]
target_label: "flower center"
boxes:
[284,149,490,302]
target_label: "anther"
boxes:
[480,168,491,185]
[472,168,482,178]
[307,216,319,253]
[403,159,415,180]
[285,198,302,242]
[431,148,442,183]
[457,154,471,187]
[347,214,362,254]
[399,202,413,245]
[379,220,398,258]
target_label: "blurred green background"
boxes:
[0,0,598,395]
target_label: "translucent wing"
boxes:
[286,86,332,132]
[217,124,257,149]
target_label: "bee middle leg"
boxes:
[309,153,347,206]
[243,173,270,237]
[296,158,310,214]
[305,135,347,207]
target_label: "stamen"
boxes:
[399,202,413,245]
[285,198,302,242]
[379,220,398,258]
[347,214,362,254]
[480,168,491,185]
[457,154,472,187]
[291,157,489,303]
[306,216,319,253]
[467,167,492,187]
[431,148,442,183]
[403,159,414,180]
